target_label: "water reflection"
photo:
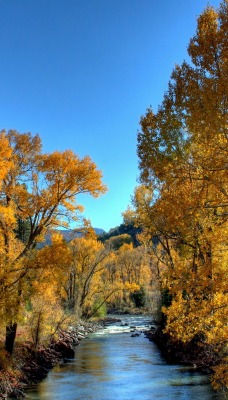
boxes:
[25,316,225,400]
[71,338,109,376]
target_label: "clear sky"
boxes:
[0,0,220,232]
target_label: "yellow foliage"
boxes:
[133,0,228,390]
[212,362,228,391]
[0,129,107,353]
[124,282,140,292]
[0,132,12,183]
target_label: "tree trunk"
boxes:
[5,287,22,354]
[5,322,17,355]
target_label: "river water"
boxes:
[25,315,225,400]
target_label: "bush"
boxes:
[91,298,107,318]
[130,287,146,308]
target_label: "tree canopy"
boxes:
[130,0,228,390]
[0,129,107,353]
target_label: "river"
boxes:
[25,315,225,400]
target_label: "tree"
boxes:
[63,235,110,317]
[133,1,228,389]
[0,129,107,354]
[36,230,112,318]
[104,234,133,250]
[99,222,141,247]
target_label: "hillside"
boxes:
[98,223,141,247]
[40,228,105,247]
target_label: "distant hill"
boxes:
[98,223,159,248]
[98,223,141,247]
[39,228,105,247]
[93,228,105,236]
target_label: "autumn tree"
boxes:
[131,0,227,389]
[102,241,153,309]
[104,234,133,250]
[64,235,110,317]
[0,129,107,354]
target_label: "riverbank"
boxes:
[145,325,221,376]
[0,319,114,399]
[22,314,222,400]
[2,316,224,398]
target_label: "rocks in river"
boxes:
[130,326,137,332]
[102,317,122,326]
[130,326,141,337]
[131,332,141,337]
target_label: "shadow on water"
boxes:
[25,315,225,400]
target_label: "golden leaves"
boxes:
[134,0,228,390]
[0,132,12,183]
[0,129,108,352]
[38,151,107,198]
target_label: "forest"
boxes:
[0,0,227,396]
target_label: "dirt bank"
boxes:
[145,325,220,373]
[0,320,105,399]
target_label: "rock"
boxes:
[102,317,122,324]
[77,325,85,331]
[78,334,85,340]
[53,341,75,358]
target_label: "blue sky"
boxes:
[0,0,220,232]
